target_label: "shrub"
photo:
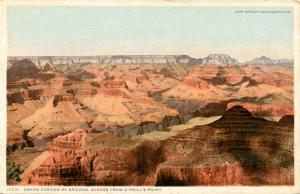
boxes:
[7,162,24,182]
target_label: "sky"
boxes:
[7,6,294,62]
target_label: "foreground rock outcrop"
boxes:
[20,106,293,186]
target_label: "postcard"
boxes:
[0,0,299,194]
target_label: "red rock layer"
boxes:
[227,102,294,118]
[20,106,294,186]
[7,79,42,89]
[21,129,158,185]
[100,80,127,88]
[53,94,76,102]
[99,88,130,99]
[68,88,99,96]
[46,77,73,86]
[7,89,43,105]
[183,79,209,90]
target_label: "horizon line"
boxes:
[7,54,294,62]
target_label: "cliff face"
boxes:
[21,129,160,185]
[8,55,202,67]
[202,54,239,65]
[9,54,241,67]
[8,55,293,68]
[20,106,294,186]
[7,79,42,89]
[7,89,43,105]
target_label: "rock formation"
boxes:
[7,59,40,82]
[8,55,199,67]
[8,55,294,68]
[245,56,293,66]
[6,58,294,186]
[202,54,239,65]
[20,106,293,186]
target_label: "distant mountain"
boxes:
[8,55,202,67]
[202,54,240,65]
[174,55,203,65]
[7,54,233,67]
[273,58,294,65]
[245,56,293,66]
[8,54,293,67]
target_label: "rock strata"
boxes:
[202,54,239,65]
[20,106,293,186]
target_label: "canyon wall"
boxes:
[20,106,294,186]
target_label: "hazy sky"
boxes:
[8,6,293,62]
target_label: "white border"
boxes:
[0,0,7,193]
[0,1,299,194]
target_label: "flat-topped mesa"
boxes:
[107,55,178,64]
[202,54,240,65]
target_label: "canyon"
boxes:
[6,55,294,186]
